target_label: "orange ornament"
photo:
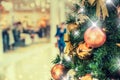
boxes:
[51,64,66,80]
[84,27,106,48]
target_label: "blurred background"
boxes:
[0,0,78,80]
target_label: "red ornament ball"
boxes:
[51,64,66,80]
[84,26,106,48]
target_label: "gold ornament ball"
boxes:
[51,64,66,80]
[84,27,106,48]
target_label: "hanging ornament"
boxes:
[116,43,120,47]
[117,5,120,18]
[84,26,106,48]
[51,64,67,80]
[76,42,92,59]
[78,74,92,80]
[67,23,78,32]
[65,69,76,80]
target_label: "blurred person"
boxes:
[13,22,22,43]
[13,22,25,47]
[40,20,46,38]
[55,22,66,55]
[38,26,42,38]
[2,27,9,52]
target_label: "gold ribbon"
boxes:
[64,42,73,55]
[64,33,70,42]
[81,74,92,80]
[82,0,109,20]
[77,14,89,24]
[88,0,95,5]
[116,43,120,47]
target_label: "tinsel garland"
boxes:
[82,0,109,20]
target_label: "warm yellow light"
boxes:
[30,3,35,8]
[41,8,46,12]
[35,0,40,6]
[46,4,50,9]
[1,1,13,11]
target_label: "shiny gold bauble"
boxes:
[84,27,106,48]
[51,64,66,80]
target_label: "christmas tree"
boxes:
[51,0,120,80]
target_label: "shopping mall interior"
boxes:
[0,0,77,80]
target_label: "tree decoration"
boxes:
[64,33,70,42]
[84,26,106,48]
[65,69,76,80]
[88,0,95,5]
[51,64,67,80]
[52,0,120,79]
[116,43,120,47]
[76,14,89,24]
[76,42,92,59]
[64,33,73,55]
[117,5,120,18]
[67,23,78,32]
[79,74,92,80]
[82,0,109,19]
[64,42,73,55]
